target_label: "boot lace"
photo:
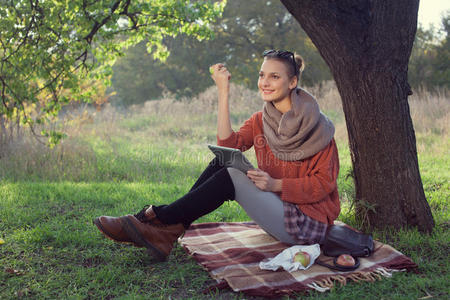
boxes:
[133,205,185,233]
[134,205,150,223]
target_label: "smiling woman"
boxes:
[93,49,340,263]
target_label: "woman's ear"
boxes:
[289,76,298,89]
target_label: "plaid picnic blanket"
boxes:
[179,222,418,297]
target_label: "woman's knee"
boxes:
[226,167,251,183]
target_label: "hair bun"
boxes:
[294,53,305,74]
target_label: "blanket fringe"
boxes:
[306,282,330,292]
[307,267,396,293]
[374,267,393,278]
[332,275,347,287]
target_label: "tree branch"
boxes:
[84,0,123,44]
[3,0,39,62]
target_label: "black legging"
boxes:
[153,157,235,228]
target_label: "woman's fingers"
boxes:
[248,175,268,190]
[247,170,273,192]
[210,63,230,79]
[247,169,265,177]
[248,173,267,184]
[210,63,225,73]
[247,169,259,176]
[247,173,258,180]
[253,181,268,191]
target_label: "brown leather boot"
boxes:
[93,205,154,246]
[121,206,185,261]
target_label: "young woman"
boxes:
[93,50,340,262]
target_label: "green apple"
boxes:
[0,238,4,245]
[209,66,214,75]
[293,251,310,267]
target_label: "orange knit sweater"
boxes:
[217,111,340,225]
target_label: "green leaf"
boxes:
[0,0,226,146]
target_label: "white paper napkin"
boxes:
[259,244,321,272]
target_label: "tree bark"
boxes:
[280,0,435,232]
[0,115,5,157]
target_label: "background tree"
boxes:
[111,0,331,105]
[408,25,438,88]
[409,13,450,89]
[0,0,226,144]
[112,5,449,105]
[112,42,169,105]
[429,14,450,88]
[280,0,435,232]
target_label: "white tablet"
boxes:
[208,144,255,173]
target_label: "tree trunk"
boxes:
[280,0,434,232]
[0,115,5,157]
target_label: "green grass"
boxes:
[1,95,449,299]
[0,182,242,299]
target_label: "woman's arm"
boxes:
[216,113,257,151]
[210,63,232,140]
[211,63,255,151]
[217,88,233,140]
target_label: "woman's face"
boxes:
[258,59,297,103]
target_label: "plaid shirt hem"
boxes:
[283,202,328,245]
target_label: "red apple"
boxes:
[293,251,311,267]
[336,254,356,266]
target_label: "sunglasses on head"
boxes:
[262,49,298,76]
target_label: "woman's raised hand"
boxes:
[210,63,231,91]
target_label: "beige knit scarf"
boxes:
[262,87,335,161]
